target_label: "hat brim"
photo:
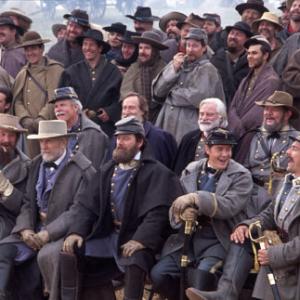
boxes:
[1,10,32,24]
[255,100,300,119]
[225,25,253,38]
[103,26,125,35]
[205,141,237,145]
[132,36,168,50]
[252,18,283,32]
[49,96,79,104]
[15,38,51,48]
[77,36,111,54]
[126,15,159,22]
[159,12,187,32]
[0,124,27,133]
[27,132,76,140]
[176,20,202,29]
[235,3,269,15]
[63,13,90,27]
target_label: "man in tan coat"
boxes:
[13,31,63,158]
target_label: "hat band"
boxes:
[68,16,89,26]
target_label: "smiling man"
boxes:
[151,128,252,300]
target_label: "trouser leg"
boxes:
[123,264,146,300]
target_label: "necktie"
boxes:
[43,161,58,169]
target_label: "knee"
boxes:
[150,263,166,288]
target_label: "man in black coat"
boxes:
[62,116,183,300]
[59,29,122,137]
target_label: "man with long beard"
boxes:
[61,116,183,300]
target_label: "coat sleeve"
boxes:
[0,188,24,216]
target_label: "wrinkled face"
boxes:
[66,21,84,42]
[166,19,180,39]
[205,144,232,170]
[198,103,222,132]
[0,25,16,46]
[290,0,300,22]
[108,31,123,48]
[138,43,152,63]
[0,93,10,113]
[113,134,143,163]
[24,45,44,64]
[258,21,276,41]
[286,141,300,175]
[186,39,206,62]
[0,128,18,152]
[54,100,79,128]
[122,42,136,59]
[134,20,153,33]
[82,38,102,62]
[122,96,144,122]
[247,44,267,69]
[263,105,291,132]
[203,20,218,36]
[241,8,261,26]
[227,29,248,53]
[40,137,67,162]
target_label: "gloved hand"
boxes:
[0,171,13,197]
[121,240,145,257]
[62,234,84,254]
[180,207,198,222]
[171,193,198,220]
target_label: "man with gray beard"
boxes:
[173,98,228,175]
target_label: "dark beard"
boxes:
[112,146,139,164]
[0,146,15,168]
[227,46,238,54]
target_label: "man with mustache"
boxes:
[211,21,252,107]
[159,11,187,40]
[51,86,108,170]
[173,98,228,175]
[120,31,168,123]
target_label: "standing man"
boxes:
[51,87,109,170]
[0,16,26,78]
[228,35,280,141]
[0,120,96,300]
[47,9,90,67]
[59,29,122,137]
[120,31,168,122]
[62,116,183,300]
[13,31,63,158]
[153,28,224,143]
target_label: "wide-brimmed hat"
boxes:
[252,12,283,32]
[132,31,168,50]
[255,91,300,118]
[184,28,208,45]
[244,35,271,52]
[202,13,221,26]
[126,6,159,22]
[52,23,67,38]
[206,128,237,145]
[77,29,111,53]
[0,16,23,35]
[114,116,145,137]
[225,21,253,38]
[1,8,32,34]
[103,22,126,35]
[16,31,50,48]
[176,13,204,29]
[235,0,269,15]
[63,9,90,28]
[278,1,287,11]
[119,30,140,44]
[49,87,80,104]
[159,11,187,32]
[0,114,27,133]
[27,120,76,140]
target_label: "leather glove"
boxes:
[62,234,84,254]
[180,207,198,222]
[121,240,145,257]
[34,230,50,249]
[0,171,13,197]
[171,193,198,220]
[20,229,40,250]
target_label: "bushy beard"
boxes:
[198,118,221,133]
[112,146,139,164]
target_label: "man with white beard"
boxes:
[173,98,228,175]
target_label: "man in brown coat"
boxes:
[13,31,63,158]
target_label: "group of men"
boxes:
[0,1,300,300]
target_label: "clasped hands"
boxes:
[20,229,49,251]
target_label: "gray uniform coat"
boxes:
[153,57,225,143]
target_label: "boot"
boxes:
[186,243,253,300]
[187,269,218,291]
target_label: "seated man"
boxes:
[150,129,252,300]
[62,116,183,300]
[0,120,96,300]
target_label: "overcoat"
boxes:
[59,58,122,137]
[162,158,252,257]
[153,57,225,143]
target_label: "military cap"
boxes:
[184,28,208,45]
[206,128,237,145]
[50,87,80,103]
[114,116,145,137]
